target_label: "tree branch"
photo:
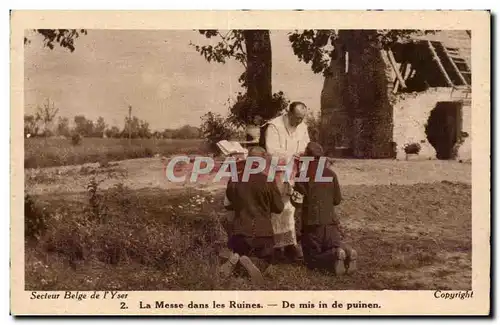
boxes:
[192,29,247,70]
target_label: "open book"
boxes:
[216,140,248,157]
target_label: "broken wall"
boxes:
[392,88,471,161]
[456,100,472,162]
[320,30,471,161]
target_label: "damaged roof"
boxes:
[410,30,471,70]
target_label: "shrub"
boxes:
[71,133,82,146]
[403,142,421,155]
[172,125,202,139]
[38,186,227,277]
[306,111,321,143]
[452,131,469,159]
[228,91,289,127]
[144,147,154,157]
[85,176,109,222]
[104,183,133,215]
[98,158,111,168]
[25,194,49,240]
[200,112,239,152]
[43,213,91,263]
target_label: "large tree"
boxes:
[242,30,272,111]
[24,115,39,137]
[94,116,107,137]
[192,30,287,126]
[24,28,435,137]
[74,115,94,137]
[287,29,436,76]
[193,29,436,123]
[56,117,70,137]
[35,98,59,136]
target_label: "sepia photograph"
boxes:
[10,10,490,316]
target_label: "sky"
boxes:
[24,30,325,131]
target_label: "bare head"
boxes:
[305,142,324,158]
[288,101,307,127]
[253,115,263,125]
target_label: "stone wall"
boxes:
[456,101,472,161]
[392,88,471,161]
[320,31,471,161]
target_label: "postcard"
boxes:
[10,9,490,316]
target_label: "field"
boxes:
[24,137,209,169]
[24,139,472,291]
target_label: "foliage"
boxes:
[227,91,290,127]
[305,110,322,143]
[192,30,247,86]
[374,29,438,49]
[74,115,95,137]
[288,30,338,77]
[94,117,107,137]
[452,131,470,159]
[171,125,202,139]
[24,115,40,137]
[195,30,246,65]
[85,177,130,223]
[122,116,152,139]
[27,106,197,140]
[287,29,437,76]
[403,142,422,155]
[71,133,83,146]
[192,30,277,125]
[56,117,71,137]
[86,176,109,222]
[24,138,208,169]
[105,126,122,139]
[27,186,226,286]
[25,194,49,240]
[24,29,87,52]
[192,29,437,127]
[200,112,239,151]
[25,182,471,290]
[35,99,59,137]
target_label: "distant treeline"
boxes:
[24,110,202,140]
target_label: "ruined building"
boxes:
[320,30,471,161]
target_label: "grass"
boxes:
[24,138,210,169]
[25,180,471,291]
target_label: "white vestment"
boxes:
[264,113,310,248]
[265,114,310,161]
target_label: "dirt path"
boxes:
[25,157,471,196]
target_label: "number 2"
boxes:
[120,302,128,309]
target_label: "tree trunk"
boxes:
[243,30,273,118]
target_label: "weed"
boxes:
[85,176,108,222]
[25,194,49,240]
[71,133,82,146]
[25,182,472,291]
[403,142,422,155]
